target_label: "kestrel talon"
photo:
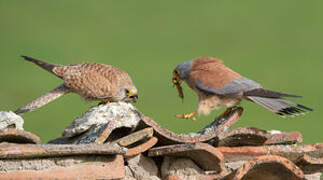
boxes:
[172,56,312,120]
[15,56,138,114]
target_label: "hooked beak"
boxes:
[129,94,138,103]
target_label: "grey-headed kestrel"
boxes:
[15,56,138,114]
[172,56,312,120]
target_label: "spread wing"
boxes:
[189,57,261,96]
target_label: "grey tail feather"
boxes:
[247,96,313,117]
[21,55,60,77]
[244,88,301,98]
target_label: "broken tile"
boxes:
[0,155,125,180]
[141,108,243,145]
[216,127,302,147]
[215,143,323,162]
[296,154,323,174]
[227,155,304,180]
[125,137,158,158]
[0,128,40,144]
[149,143,226,173]
[0,142,126,159]
[265,131,302,145]
[161,156,229,180]
[113,127,154,147]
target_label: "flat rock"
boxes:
[0,111,24,131]
[62,102,142,143]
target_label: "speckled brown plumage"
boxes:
[15,56,138,114]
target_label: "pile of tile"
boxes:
[0,104,321,179]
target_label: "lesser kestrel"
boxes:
[172,56,312,120]
[15,56,138,114]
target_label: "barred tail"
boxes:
[247,96,313,117]
[21,55,61,77]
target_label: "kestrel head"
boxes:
[120,86,138,103]
[172,60,193,100]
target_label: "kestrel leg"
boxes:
[175,111,197,121]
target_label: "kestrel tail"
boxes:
[172,56,313,120]
[15,56,138,114]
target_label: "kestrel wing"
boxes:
[189,57,261,96]
[62,63,117,100]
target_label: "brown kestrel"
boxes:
[15,56,138,114]
[172,56,312,120]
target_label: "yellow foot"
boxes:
[175,112,197,121]
[98,100,111,105]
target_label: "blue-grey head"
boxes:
[172,60,193,99]
[173,60,193,81]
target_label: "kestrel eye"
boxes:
[125,89,130,95]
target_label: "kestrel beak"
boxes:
[127,90,138,103]
[172,71,184,99]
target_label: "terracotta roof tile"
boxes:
[0,155,125,180]
[215,143,323,162]
[0,142,126,159]
[141,108,243,145]
[296,154,323,174]
[216,127,302,147]
[112,127,154,147]
[148,143,226,173]
[0,128,40,144]
[125,137,158,158]
[228,155,304,180]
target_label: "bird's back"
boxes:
[55,63,134,101]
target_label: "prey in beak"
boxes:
[172,70,184,100]
[173,69,196,120]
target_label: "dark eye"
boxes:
[125,89,130,94]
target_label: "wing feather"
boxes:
[189,57,261,96]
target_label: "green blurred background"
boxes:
[0,1,322,143]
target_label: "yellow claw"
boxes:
[175,112,197,121]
